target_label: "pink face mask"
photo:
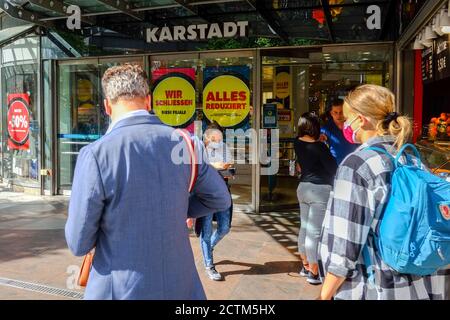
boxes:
[342,116,361,144]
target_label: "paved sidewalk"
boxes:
[0,185,320,300]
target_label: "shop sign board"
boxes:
[262,103,278,129]
[152,68,196,126]
[435,35,450,81]
[422,45,434,83]
[7,93,30,150]
[202,66,251,128]
[146,21,248,43]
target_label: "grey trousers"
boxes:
[297,182,332,264]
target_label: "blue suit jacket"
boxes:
[65,114,231,300]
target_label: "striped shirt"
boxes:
[318,135,450,300]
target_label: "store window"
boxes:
[1,63,39,190]
[260,45,393,210]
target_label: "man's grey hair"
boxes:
[101,64,149,103]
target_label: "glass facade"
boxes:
[49,44,393,211]
[0,35,40,193]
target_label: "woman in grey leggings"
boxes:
[294,112,337,285]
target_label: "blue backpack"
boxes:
[364,143,450,277]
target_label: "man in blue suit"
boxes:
[65,64,231,300]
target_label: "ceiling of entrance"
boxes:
[1,0,398,48]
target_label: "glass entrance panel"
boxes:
[57,62,101,191]
[149,51,256,210]
[57,57,144,193]
[260,45,393,210]
[199,52,255,210]
[1,64,39,190]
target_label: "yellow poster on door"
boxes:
[153,76,196,126]
[275,71,290,99]
[203,74,250,127]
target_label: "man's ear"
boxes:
[104,98,112,116]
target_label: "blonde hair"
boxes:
[344,84,412,150]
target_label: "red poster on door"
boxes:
[7,93,31,150]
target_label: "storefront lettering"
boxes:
[146,21,249,43]
[205,91,247,102]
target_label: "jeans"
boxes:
[200,207,231,268]
[297,182,332,265]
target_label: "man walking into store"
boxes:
[320,98,357,164]
[65,64,231,300]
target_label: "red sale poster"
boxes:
[7,93,31,150]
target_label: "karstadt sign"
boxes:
[146,21,249,43]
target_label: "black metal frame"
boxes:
[95,0,144,21]
[0,0,398,51]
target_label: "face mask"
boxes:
[343,116,361,144]
[208,141,222,149]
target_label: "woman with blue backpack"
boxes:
[318,84,450,300]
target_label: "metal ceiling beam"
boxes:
[172,0,214,22]
[27,0,96,25]
[172,0,198,16]
[378,0,395,40]
[0,0,53,27]
[320,0,335,42]
[246,0,290,44]
[96,0,144,21]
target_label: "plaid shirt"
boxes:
[318,136,450,300]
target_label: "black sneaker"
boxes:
[306,272,322,285]
[299,266,309,277]
[205,266,223,281]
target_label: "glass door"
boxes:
[57,61,101,193]
[149,50,257,211]
[199,51,256,212]
[56,57,144,194]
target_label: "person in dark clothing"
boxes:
[294,112,337,285]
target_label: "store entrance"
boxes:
[259,44,394,211]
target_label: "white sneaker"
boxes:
[205,266,223,281]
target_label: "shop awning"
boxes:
[0,0,397,47]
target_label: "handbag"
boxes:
[77,128,198,287]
